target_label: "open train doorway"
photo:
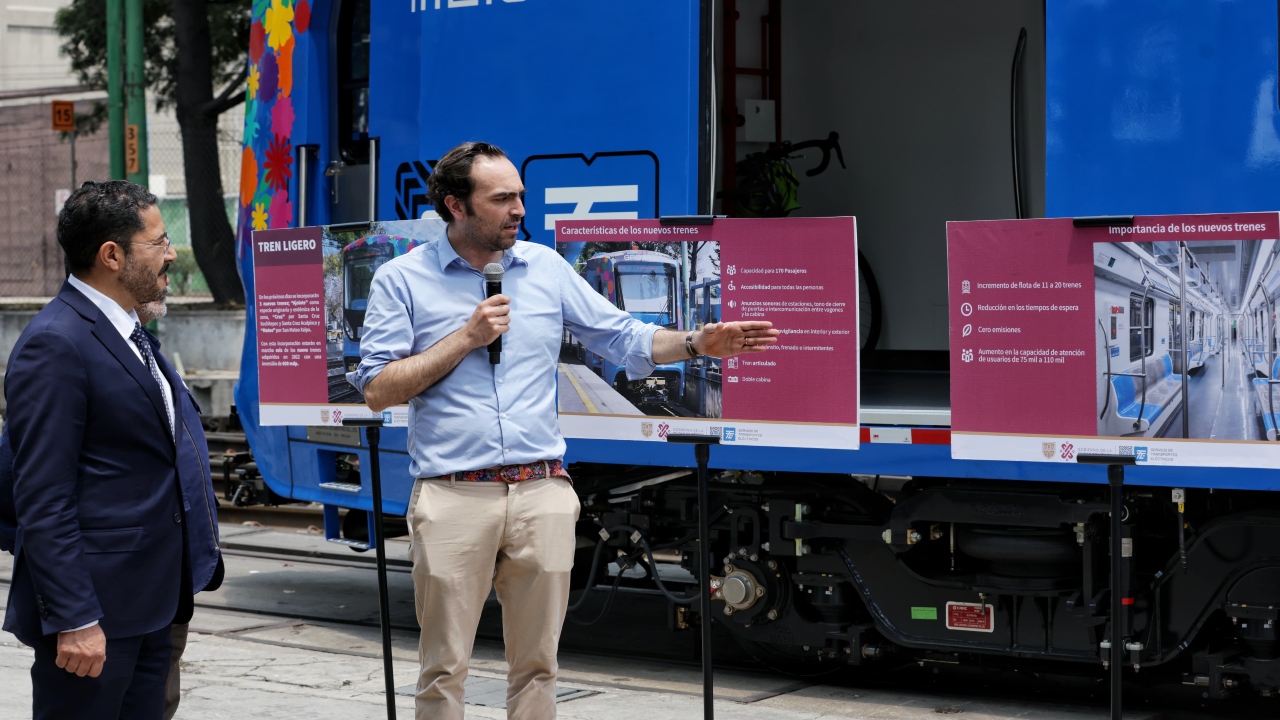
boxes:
[327,0,373,223]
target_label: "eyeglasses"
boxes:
[117,233,172,252]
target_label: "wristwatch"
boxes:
[685,331,700,358]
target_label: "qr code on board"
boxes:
[1118,445,1133,454]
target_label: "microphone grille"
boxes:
[483,263,505,282]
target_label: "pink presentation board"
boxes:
[556,217,859,450]
[948,212,1280,468]
[251,220,441,427]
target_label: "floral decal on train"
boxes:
[340,235,424,257]
[237,0,311,261]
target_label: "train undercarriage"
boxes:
[568,464,1280,700]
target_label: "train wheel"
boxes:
[341,509,370,553]
[340,509,409,552]
[729,637,846,677]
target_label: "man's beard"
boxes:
[120,254,169,306]
[137,300,167,323]
[462,205,517,252]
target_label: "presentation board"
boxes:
[556,217,859,450]
[251,219,443,427]
[252,216,860,451]
[948,212,1280,468]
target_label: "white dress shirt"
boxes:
[66,275,174,436]
[61,276,175,634]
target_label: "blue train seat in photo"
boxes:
[1252,357,1280,440]
[1107,354,1179,434]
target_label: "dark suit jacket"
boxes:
[2,282,222,645]
[0,430,13,553]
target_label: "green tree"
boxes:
[56,0,251,306]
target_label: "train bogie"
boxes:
[572,465,1280,696]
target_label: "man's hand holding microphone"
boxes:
[465,263,509,362]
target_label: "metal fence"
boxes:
[0,96,244,299]
[0,97,108,298]
[134,102,245,298]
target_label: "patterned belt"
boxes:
[427,459,568,485]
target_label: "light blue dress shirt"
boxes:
[347,238,660,478]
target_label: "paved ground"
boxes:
[0,527,1168,719]
[0,614,1155,719]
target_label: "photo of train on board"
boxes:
[323,219,443,405]
[556,239,724,419]
[1095,238,1280,441]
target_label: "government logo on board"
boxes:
[1041,442,1055,459]
[641,422,653,438]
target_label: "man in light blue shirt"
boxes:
[349,142,776,720]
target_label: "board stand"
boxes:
[1076,453,1136,720]
[666,432,721,720]
[342,417,397,720]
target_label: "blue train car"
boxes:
[340,235,423,372]
[579,249,686,404]
[690,277,722,327]
[231,1,1280,695]
[685,278,722,417]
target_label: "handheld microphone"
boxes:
[483,263,504,364]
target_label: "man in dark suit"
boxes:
[3,180,223,719]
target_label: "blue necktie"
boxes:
[130,322,174,436]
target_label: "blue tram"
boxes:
[690,278,722,327]
[232,1,1280,696]
[579,249,686,405]
[340,235,423,373]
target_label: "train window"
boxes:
[1170,304,1181,352]
[1129,293,1154,362]
[336,0,371,164]
[616,263,678,320]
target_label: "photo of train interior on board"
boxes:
[556,239,723,419]
[1095,238,1280,440]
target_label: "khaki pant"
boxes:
[407,475,580,720]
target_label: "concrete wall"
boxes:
[0,1,73,93]
[151,311,245,372]
[778,1,1046,350]
[0,308,243,418]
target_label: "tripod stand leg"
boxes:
[367,427,398,720]
[696,442,714,720]
[1109,463,1125,720]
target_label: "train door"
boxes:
[328,0,374,223]
[1188,308,1199,366]
[1270,300,1278,374]
[1130,293,1153,363]
[691,284,706,328]
[1170,302,1183,373]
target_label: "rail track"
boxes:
[196,526,1261,720]
[327,358,364,404]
